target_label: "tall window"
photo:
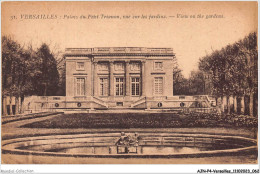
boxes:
[115,77,124,96]
[76,62,85,70]
[154,77,163,95]
[76,78,85,96]
[131,77,140,96]
[99,78,108,96]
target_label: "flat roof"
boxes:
[64,47,174,56]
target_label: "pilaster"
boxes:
[109,61,114,96]
[93,61,98,96]
[141,60,146,96]
[125,60,130,96]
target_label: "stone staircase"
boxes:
[131,97,146,108]
[92,96,108,108]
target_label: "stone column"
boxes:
[91,60,94,96]
[125,61,130,96]
[90,60,95,110]
[109,61,114,96]
[93,62,98,96]
[141,61,146,96]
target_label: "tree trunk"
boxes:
[227,95,230,114]
[44,83,48,96]
[20,96,24,114]
[229,95,233,113]
[18,96,22,114]
[221,96,225,113]
[216,97,221,114]
[253,92,258,117]
[9,96,13,115]
[249,92,254,116]
[2,97,7,116]
[240,96,245,114]
[223,96,227,113]
[233,96,237,113]
[15,97,19,115]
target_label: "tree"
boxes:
[172,62,192,96]
[2,37,63,115]
[173,68,211,96]
[173,68,189,95]
[2,36,25,114]
[188,70,207,95]
[2,36,42,114]
[199,32,258,116]
[35,44,60,96]
[56,56,66,96]
[236,32,258,116]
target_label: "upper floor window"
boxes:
[154,62,163,70]
[76,62,85,70]
[130,62,140,71]
[114,62,124,71]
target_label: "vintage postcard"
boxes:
[1,1,258,173]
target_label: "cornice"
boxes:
[65,53,174,57]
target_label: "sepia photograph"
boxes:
[1,1,259,173]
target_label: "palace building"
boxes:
[64,47,175,109]
[3,47,215,115]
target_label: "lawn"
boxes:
[20,112,258,129]
[21,113,183,129]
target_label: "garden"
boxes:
[20,112,258,129]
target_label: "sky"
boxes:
[2,1,258,78]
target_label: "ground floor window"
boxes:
[154,77,163,95]
[131,77,140,96]
[115,77,124,96]
[99,78,108,96]
[76,78,85,96]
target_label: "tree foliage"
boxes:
[2,36,63,99]
[199,32,257,97]
[173,69,210,95]
[173,32,257,100]
[35,44,60,96]
[199,32,257,115]
[173,68,189,95]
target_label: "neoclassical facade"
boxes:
[65,47,175,109]
[3,47,215,114]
